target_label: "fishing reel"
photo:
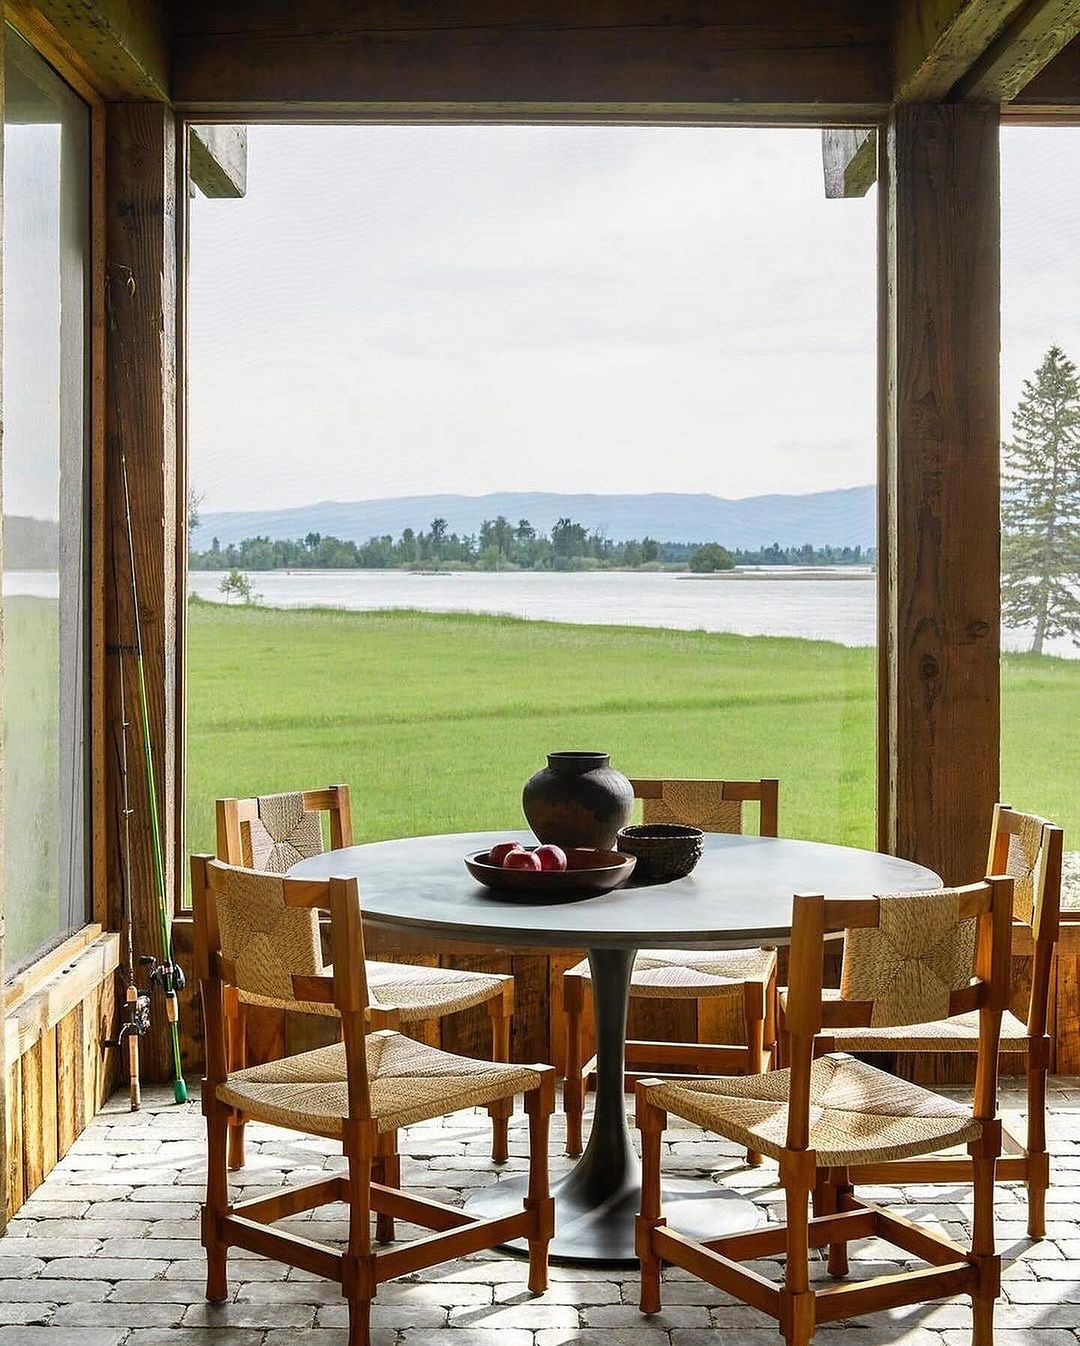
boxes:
[143,954,186,1027]
[106,987,151,1049]
[143,953,187,995]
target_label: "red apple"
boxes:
[535,844,568,872]
[503,848,542,871]
[488,841,524,867]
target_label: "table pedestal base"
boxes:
[465,947,761,1265]
[464,1162,759,1265]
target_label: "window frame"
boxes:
[2,8,108,981]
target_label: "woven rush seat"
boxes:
[807,989,1029,1052]
[643,1052,982,1167]
[569,946,777,999]
[219,1029,543,1136]
[366,961,507,1021]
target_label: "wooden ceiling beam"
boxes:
[893,0,1080,103]
[188,125,247,199]
[1009,30,1080,109]
[170,1,891,117]
[821,128,877,197]
[893,0,1029,100]
[7,0,168,100]
[954,0,1080,100]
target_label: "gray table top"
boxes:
[288,830,942,951]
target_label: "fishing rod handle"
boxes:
[126,985,142,1112]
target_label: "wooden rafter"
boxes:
[8,0,168,100]
[893,0,1080,102]
[894,0,1028,100]
[955,0,1080,100]
[188,125,247,199]
[821,128,877,198]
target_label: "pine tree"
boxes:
[1001,345,1080,654]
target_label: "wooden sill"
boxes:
[5,924,108,1009]
[5,928,120,1064]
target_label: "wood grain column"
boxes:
[880,102,1001,884]
[0,8,9,1230]
[105,102,178,1081]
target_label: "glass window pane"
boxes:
[2,28,90,971]
[1000,127,1080,910]
[186,127,877,878]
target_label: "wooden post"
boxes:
[105,102,179,1081]
[880,103,1000,884]
[0,6,9,1232]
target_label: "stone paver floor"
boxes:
[2,1077,1079,1345]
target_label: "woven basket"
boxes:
[617,823,704,882]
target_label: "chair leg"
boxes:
[223,989,247,1171]
[1025,1041,1050,1239]
[563,973,586,1158]
[487,989,514,1164]
[779,1156,815,1346]
[826,1166,851,1278]
[524,1070,555,1295]
[344,1124,376,1346]
[763,958,778,1066]
[635,1086,666,1315]
[741,981,766,1167]
[374,1130,399,1244]
[969,1126,1001,1346]
[202,1096,230,1304]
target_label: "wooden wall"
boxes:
[3,933,119,1218]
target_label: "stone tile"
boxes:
[0,1257,47,1277]
[51,1302,185,1327]
[587,1305,712,1327]
[0,1306,55,1327]
[494,1280,621,1305]
[447,1300,579,1329]
[127,1333,265,1346]
[181,1301,318,1328]
[0,1281,111,1303]
[400,1332,532,1346]
[0,1332,127,1346]
[538,1330,672,1346]
[39,1256,167,1279]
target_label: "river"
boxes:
[175,567,1077,657]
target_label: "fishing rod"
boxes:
[108,617,151,1110]
[105,264,188,1105]
[119,447,188,1105]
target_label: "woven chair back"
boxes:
[216,784,353,875]
[191,854,371,1110]
[988,804,1063,934]
[783,878,1013,1151]
[207,864,330,1007]
[632,777,779,836]
[838,888,980,1028]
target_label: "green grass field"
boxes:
[184,600,1078,866]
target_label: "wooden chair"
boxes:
[563,777,780,1160]
[803,805,1062,1238]
[635,876,1013,1346]
[192,854,555,1346]
[216,785,516,1167]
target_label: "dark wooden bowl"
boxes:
[465,847,636,896]
[615,823,704,882]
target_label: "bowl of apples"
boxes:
[465,840,636,897]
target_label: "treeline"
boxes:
[189,515,874,573]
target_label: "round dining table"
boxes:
[291,829,940,1265]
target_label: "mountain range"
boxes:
[192,485,876,552]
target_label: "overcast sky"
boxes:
[187,125,1080,513]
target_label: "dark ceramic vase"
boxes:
[522,751,634,850]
